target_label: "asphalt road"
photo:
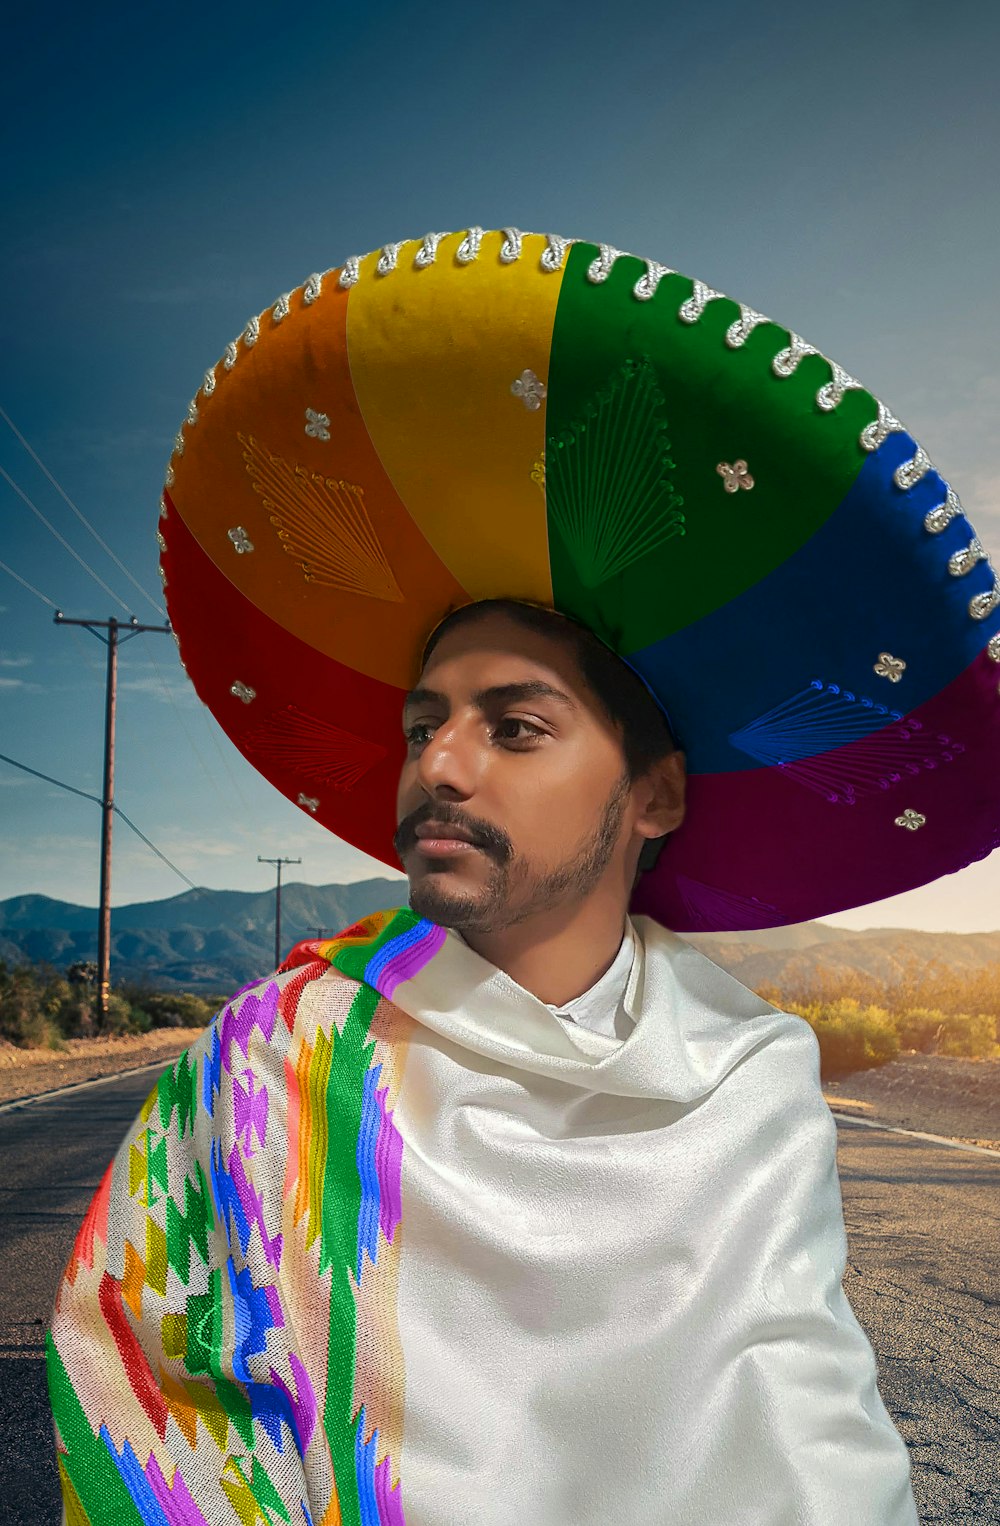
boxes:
[1,1070,997,1525]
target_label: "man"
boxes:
[49,228,1000,1524]
[397,598,685,1012]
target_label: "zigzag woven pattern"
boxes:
[47,909,444,1526]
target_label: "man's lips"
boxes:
[411,822,483,857]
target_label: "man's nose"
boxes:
[415,719,477,800]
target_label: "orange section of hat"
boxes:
[166,269,469,691]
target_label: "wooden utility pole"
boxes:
[258,855,302,969]
[54,612,171,1024]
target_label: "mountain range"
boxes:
[0,881,406,993]
[1,882,998,996]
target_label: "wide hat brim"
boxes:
[158,229,1000,933]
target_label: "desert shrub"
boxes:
[782,996,900,1079]
[896,1008,998,1059]
[128,1005,154,1034]
[53,991,98,1039]
[115,986,215,1030]
[937,1013,999,1058]
[894,1006,951,1054]
[0,961,215,1044]
[0,964,67,1049]
[102,992,138,1035]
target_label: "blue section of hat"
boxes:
[628,432,1000,776]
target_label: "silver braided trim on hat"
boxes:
[160,230,998,648]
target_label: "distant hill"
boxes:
[0,881,409,936]
[685,928,1000,990]
[0,879,409,991]
[1,882,997,996]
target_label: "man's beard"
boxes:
[396,772,631,934]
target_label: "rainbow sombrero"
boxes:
[157,228,1000,933]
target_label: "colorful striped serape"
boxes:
[48,908,919,1525]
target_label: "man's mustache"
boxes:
[394,802,513,864]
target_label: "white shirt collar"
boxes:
[543,920,636,1040]
[451,919,637,1042]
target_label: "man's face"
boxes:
[393,610,672,934]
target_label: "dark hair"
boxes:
[420,598,679,782]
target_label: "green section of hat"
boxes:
[544,243,880,656]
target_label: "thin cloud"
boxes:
[0,654,32,668]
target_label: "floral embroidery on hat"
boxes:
[305,408,331,441]
[895,809,926,831]
[511,370,547,411]
[874,653,906,682]
[717,460,754,493]
[227,526,255,554]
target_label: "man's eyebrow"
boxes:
[473,680,576,710]
[403,686,446,711]
[402,681,576,711]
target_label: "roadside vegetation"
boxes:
[0,960,220,1050]
[756,958,1000,1077]
[1,953,998,1079]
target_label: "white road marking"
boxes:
[0,1060,171,1116]
[830,1108,1000,1157]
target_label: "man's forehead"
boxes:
[415,619,580,692]
[404,672,578,711]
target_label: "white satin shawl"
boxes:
[306,913,919,1525]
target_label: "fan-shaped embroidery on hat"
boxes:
[539,356,685,588]
[244,705,387,791]
[729,682,964,804]
[674,876,785,932]
[239,434,403,603]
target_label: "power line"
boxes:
[0,403,165,617]
[0,463,133,614]
[195,696,254,816]
[0,750,101,806]
[0,555,245,854]
[0,751,196,887]
[114,808,197,889]
[67,623,107,676]
[0,560,121,676]
[0,556,60,610]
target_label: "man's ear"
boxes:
[637,750,686,842]
[633,752,686,880]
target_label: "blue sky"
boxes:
[2,0,998,930]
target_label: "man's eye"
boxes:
[405,722,435,746]
[493,717,544,743]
